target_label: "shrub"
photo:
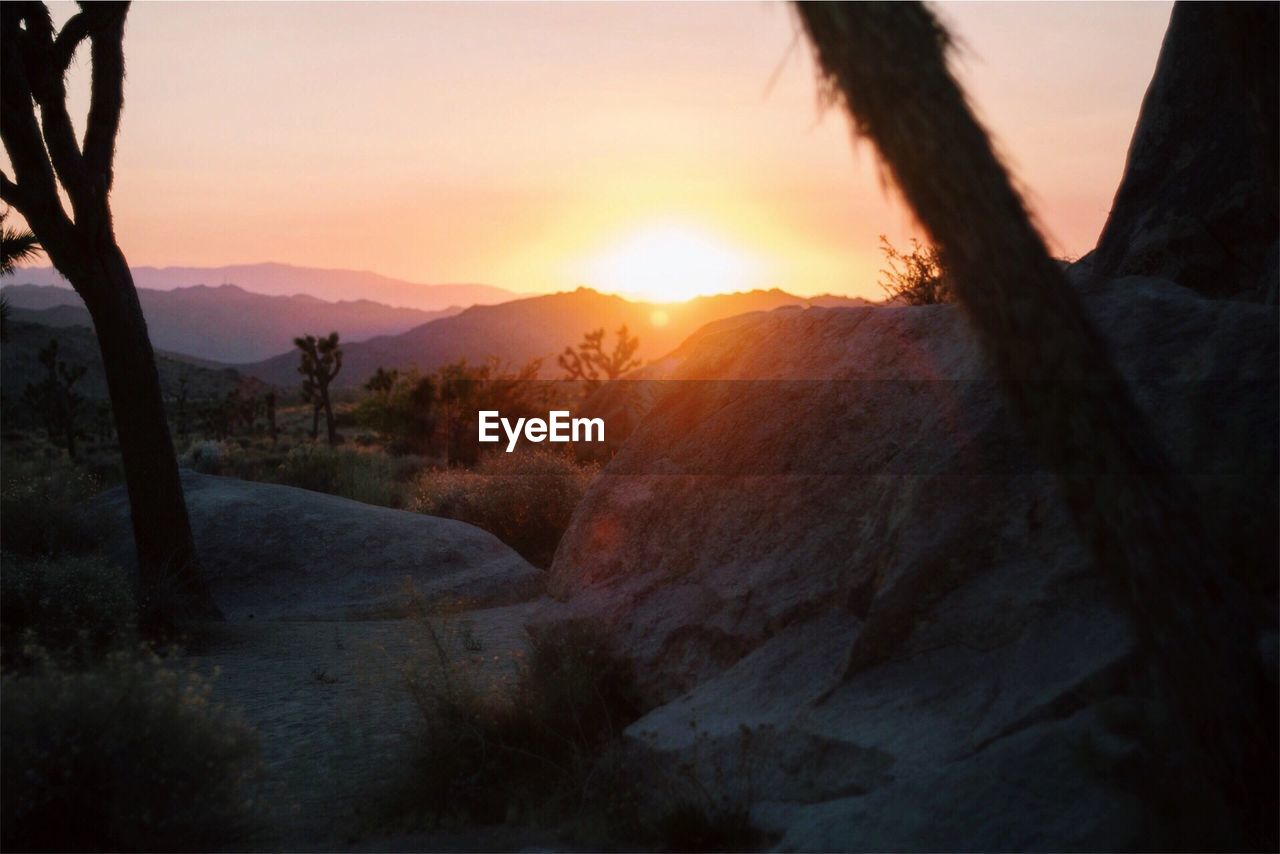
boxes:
[0,554,135,667]
[273,444,404,508]
[390,613,766,849]
[182,439,229,475]
[0,455,106,559]
[393,617,643,827]
[414,449,598,567]
[1,648,261,852]
[878,234,952,305]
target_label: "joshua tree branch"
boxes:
[83,2,129,191]
[52,12,92,73]
[796,2,1273,844]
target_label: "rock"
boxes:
[91,471,542,620]
[549,277,1277,849]
[1093,4,1279,300]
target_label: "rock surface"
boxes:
[91,471,542,620]
[549,276,1278,850]
[1093,4,1278,300]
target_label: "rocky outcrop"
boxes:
[549,277,1278,850]
[1093,4,1279,300]
[91,471,542,620]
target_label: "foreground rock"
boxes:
[549,276,1278,850]
[92,471,542,620]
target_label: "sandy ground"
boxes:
[185,602,555,851]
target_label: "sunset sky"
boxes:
[16,1,1173,301]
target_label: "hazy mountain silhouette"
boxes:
[1,262,516,312]
[1,283,462,363]
[239,287,875,388]
[1,320,255,403]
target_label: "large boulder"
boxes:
[92,471,542,620]
[1093,4,1278,300]
[548,277,1278,850]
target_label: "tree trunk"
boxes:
[321,384,337,446]
[796,3,1275,846]
[63,393,75,459]
[79,249,220,625]
[311,402,320,440]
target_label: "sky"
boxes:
[12,1,1173,301]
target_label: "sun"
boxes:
[579,224,764,303]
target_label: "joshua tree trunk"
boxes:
[796,2,1274,846]
[81,252,214,618]
[321,385,337,446]
[1,2,219,624]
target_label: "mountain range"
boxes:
[1,283,462,363]
[0,262,516,312]
[238,287,874,389]
[1,321,255,404]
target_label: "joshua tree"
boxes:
[365,366,400,397]
[25,339,85,457]
[295,332,343,445]
[796,2,1273,845]
[559,325,641,390]
[173,373,191,440]
[265,389,278,442]
[1,2,218,623]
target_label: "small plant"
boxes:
[393,616,643,826]
[414,448,599,567]
[1,647,261,852]
[878,234,952,305]
[0,554,136,667]
[0,454,106,559]
[273,444,406,508]
[183,438,229,474]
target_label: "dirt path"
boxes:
[185,602,553,850]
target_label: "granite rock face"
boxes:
[549,277,1278,850]
[1093,4,1279,300]
[91,471,543,620]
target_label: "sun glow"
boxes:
[578,224,765,303]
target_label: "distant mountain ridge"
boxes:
[1,283,460,363]
[240,287,876,389]
[1,262,516,312]
[1,321,253,404]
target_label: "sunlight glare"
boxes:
[581,224,764,302]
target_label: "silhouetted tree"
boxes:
[265,390,277,442]
[295,332,343,445]
[365,366,400,397]
[797,2,1274,845]
[173,373,191,440]
[25,339,85,457]
[1,2,218,623]
[559,325,641,390]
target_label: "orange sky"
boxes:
[11,1,1172,300]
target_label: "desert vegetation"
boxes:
[877,235,952,305]
[386,602,765,850]
[1,1,1275,851]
